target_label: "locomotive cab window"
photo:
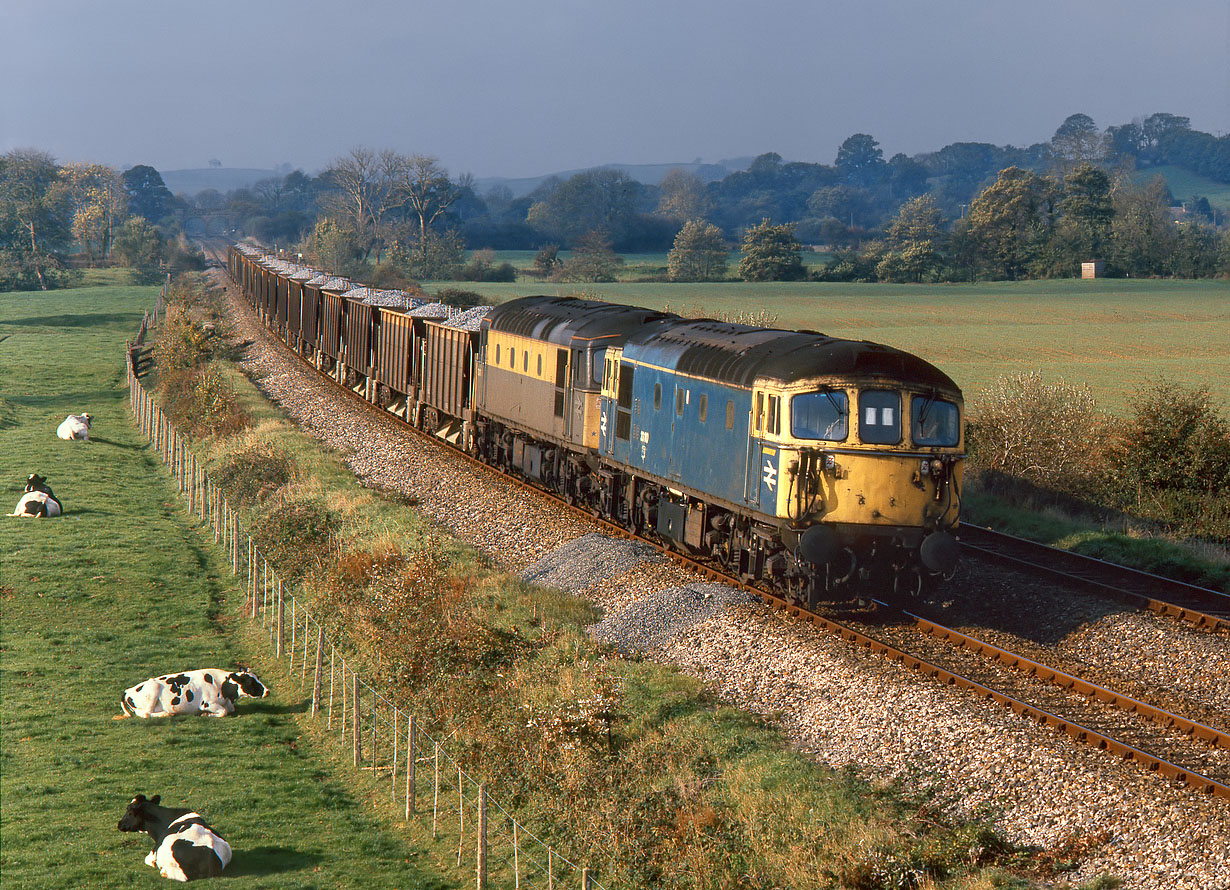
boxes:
[911,395,960,447]
[591,348,606,386]
[859,389,901,444]
[767,395,780,435]
[792,390,849,441]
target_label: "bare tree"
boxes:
[320,148,410,262]
[400,155,463,270]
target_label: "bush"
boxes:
[161,361,250,439]
[967,372,1109,490]
[213,442,295,506]
[434,288,490,309]
[250,499,339,580]
[1109,379,1230,496]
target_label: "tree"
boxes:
[805,185,875,229]
[737,219,805,281]
[556,229,622,282]
[667,220,728,281]
[1108,176,1174,276]
[526,168,641,245]
[1050,113,1104,173]
[112,215,164,281]
[121,165,173,223]
[400,155,463,273]
[656,168,713,223]
[63,162,125,264]
[306,216,361,277]
[320,147,410,261]
[964,167,1055,279]
[835,134,885,188]
[0,149,74,290]
[875,195,945,282]
[1049,162,1114,272]
[404,228,465,280]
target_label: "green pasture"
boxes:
[433,277,1230,415]
[1133,165,1230,214]
[475,249,833,278]
[0,287,449,889]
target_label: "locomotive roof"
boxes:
[626,319,959,392]
[485,296,673,347]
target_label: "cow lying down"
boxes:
[10,473,62,518]
[118,794,231,882]
[57,412,92,440]
[119,669,267,719]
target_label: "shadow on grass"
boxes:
[223,846,323,879]
[87,436,143,450]
[247,699,313,716]
[4,313,142,328]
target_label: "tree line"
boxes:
[4,111,1228,290]
[0,150,203,290]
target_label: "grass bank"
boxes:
[0,285,452,888]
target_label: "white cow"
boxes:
[57,413,92,440]
[10,474,62,518]
[117,795,232,882]
[119,669,268,718]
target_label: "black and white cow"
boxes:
[10,473,62,518]
[57,412,92,440]
[119,669,268,719]
[117,794,232,882]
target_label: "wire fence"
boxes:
[126,278,608,890]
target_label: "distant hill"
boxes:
[1131,165,1230,214]
[473,159,750,198]
[161,167,280,196]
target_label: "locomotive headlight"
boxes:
[920,459,930,475]
[824,454,836,471]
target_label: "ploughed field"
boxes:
[216,269,1230,890]
[441,277,1230,416]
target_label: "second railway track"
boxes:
[205,253,1230,802]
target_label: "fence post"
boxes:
[352,673,361,767]
[339,659,347,745]
[328,648,336,729]
[513,821,519,889]
[407,714,416,816]
[580,868,589,890]
[476,785,487,889]
[432,743,439,838]
[391,708,399,802]
[301,611,310,684]
[289,599,296,674]
[275,582,284,658]
[311,627,323,717]
[548,849,554,890]
[457,766,464,867]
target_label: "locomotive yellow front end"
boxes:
[756,378,964,598]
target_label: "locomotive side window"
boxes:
[523,351,529,372]
[653,383,662,411]
[510,347,515,368]
[495,344,500,365]
[859,390,902,444]
[591,348,606,386]
[767,395,780,435]
[616,362,633,440]
[698,393,708,423]
[755,392,765,433]
[725,400,734,430]
[676,387,685,416]
[792,391,849,440]
[537,354,543,376]
[911,395,960,446]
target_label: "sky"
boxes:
[3,0,1228,180]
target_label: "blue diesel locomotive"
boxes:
[229,247,963,603]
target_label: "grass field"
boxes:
[0,287,452,888]
[1133,165,1230,215]
[431,277,1230,416]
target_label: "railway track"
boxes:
[209,257,1230,801]
[960,523,1230,633]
